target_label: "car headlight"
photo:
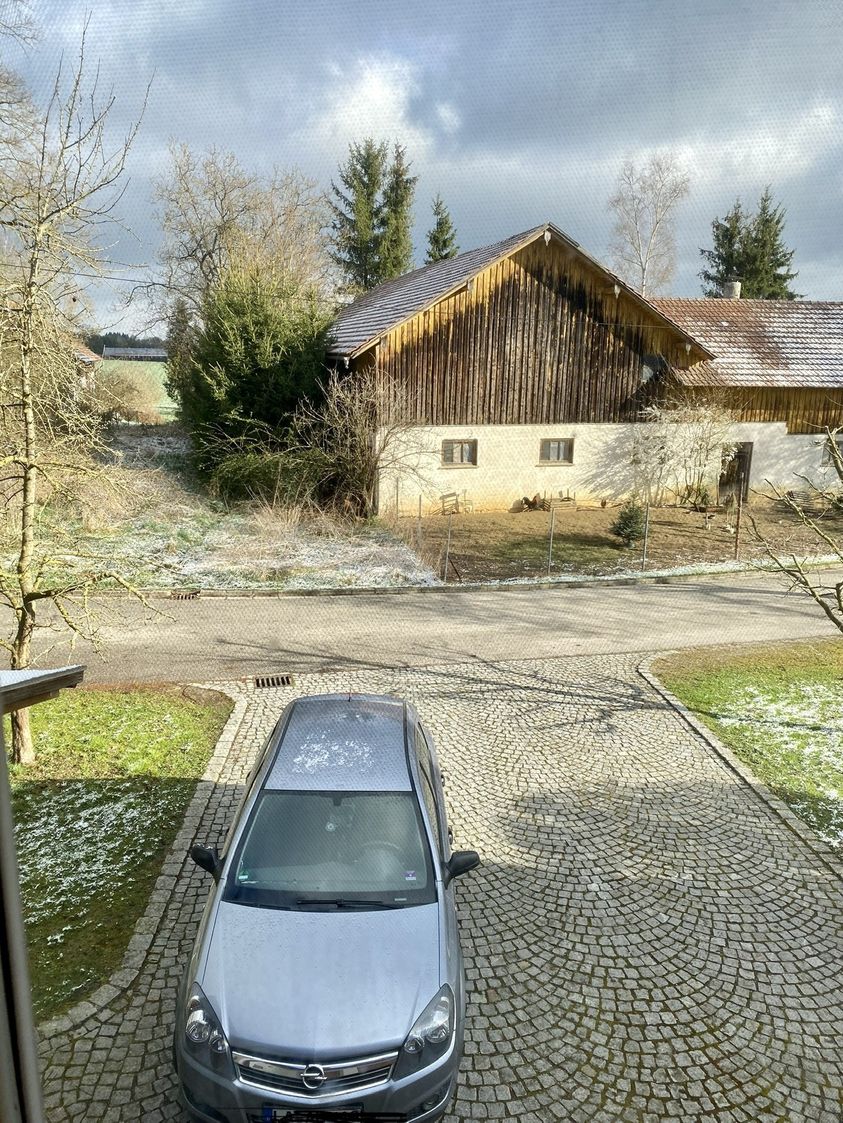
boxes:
[403,985,454,1056]
[184,984,231,1063]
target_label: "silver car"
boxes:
[174,693,480,1122]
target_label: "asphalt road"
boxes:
[39,571,839,684]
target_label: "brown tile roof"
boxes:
[651,299,843,389]
[330,223,709,360]
[329,226,547,358]
[73,342,102,364]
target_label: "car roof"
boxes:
[264,694,414,792]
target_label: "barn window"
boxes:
[640,354,664,384]
[539,438,574,464]
[442,439,477,466]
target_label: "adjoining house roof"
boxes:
[73,342,102,364]
[329,223,710,361]
[102,347,168,360]
[652,299,843,390]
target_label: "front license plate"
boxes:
[262,1109,363,1122]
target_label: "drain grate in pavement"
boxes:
[255,674,294,688]
[170,589,201,600]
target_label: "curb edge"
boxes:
[637,656,843,881]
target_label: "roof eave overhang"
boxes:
[329,223,713,364]
[0,665,86,714]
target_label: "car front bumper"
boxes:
[176,1040,459,1123]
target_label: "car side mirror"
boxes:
[445,850,480,884]
[190,844,221,880]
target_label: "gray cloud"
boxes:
[10,0,843,328]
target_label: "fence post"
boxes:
[417,495,422,552]
[734,495,743,560]
[443,511,453,584]
[641,503,651,570]
[546,506,556,576]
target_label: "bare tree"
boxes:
[0,0,37,46]
[747,429,843,634]
[291,367,430,518]
[0,31,149,763]
[608,153,690,295]
[154,143,332,316]
[632,393,736,506]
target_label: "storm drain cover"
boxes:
[170,589,201,600]
[255,674,294,688]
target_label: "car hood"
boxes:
[200,900,441,1057]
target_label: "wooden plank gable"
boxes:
[366,236,698,426]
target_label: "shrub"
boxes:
[610,498,645,546]
[209,447,328,504]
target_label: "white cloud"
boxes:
[436,102,461,135]
[621,101,841,192]
[309,55,431,154]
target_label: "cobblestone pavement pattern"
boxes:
[38,656,843,1122]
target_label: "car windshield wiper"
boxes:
[294,897,403,910]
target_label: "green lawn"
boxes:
[655,639,843,847]
[7,686,232,1019]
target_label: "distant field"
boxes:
[99,359,176,419]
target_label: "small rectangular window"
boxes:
[640,354,664,384]
[442,439,477,466]
[539,438,574,464]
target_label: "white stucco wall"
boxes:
[378,422,833,514]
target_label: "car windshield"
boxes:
[225,790,436,909]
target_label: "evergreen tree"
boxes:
[163,297,196,410]
[699,200,747,297]
[610,499,645,547]
[699,189,799,299]
[425,194,459,263]
[174,263,331,467]
[380,142,417,280]
[329,138,389,293]
[743,187,799,299]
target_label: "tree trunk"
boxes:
[9,241,40,767]
[10,708,34,765]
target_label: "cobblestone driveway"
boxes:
[38,655,843,1122]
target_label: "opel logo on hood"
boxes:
[301,1063,327,1090]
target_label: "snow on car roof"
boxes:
[265,694,412,792]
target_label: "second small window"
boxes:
[539,438,574,464]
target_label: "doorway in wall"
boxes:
[719,442,753,503]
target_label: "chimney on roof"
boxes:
[721,279,742,299]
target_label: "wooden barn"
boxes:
[327,223,843,511]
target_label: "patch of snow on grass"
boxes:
[710,681,843,845]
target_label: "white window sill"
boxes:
[536,462,574,467]
[440,463,478,469]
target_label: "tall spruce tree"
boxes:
[425,194,459,263]
[380,142,417,280]
[329,138,389,293]
[330,138,419,292]
[699,189,799,299]
[743,187,799,299]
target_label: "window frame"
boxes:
[538,437,575,465]
[640,353,664,384]
[441,438,478,468]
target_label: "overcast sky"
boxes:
[9,0,843,330]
